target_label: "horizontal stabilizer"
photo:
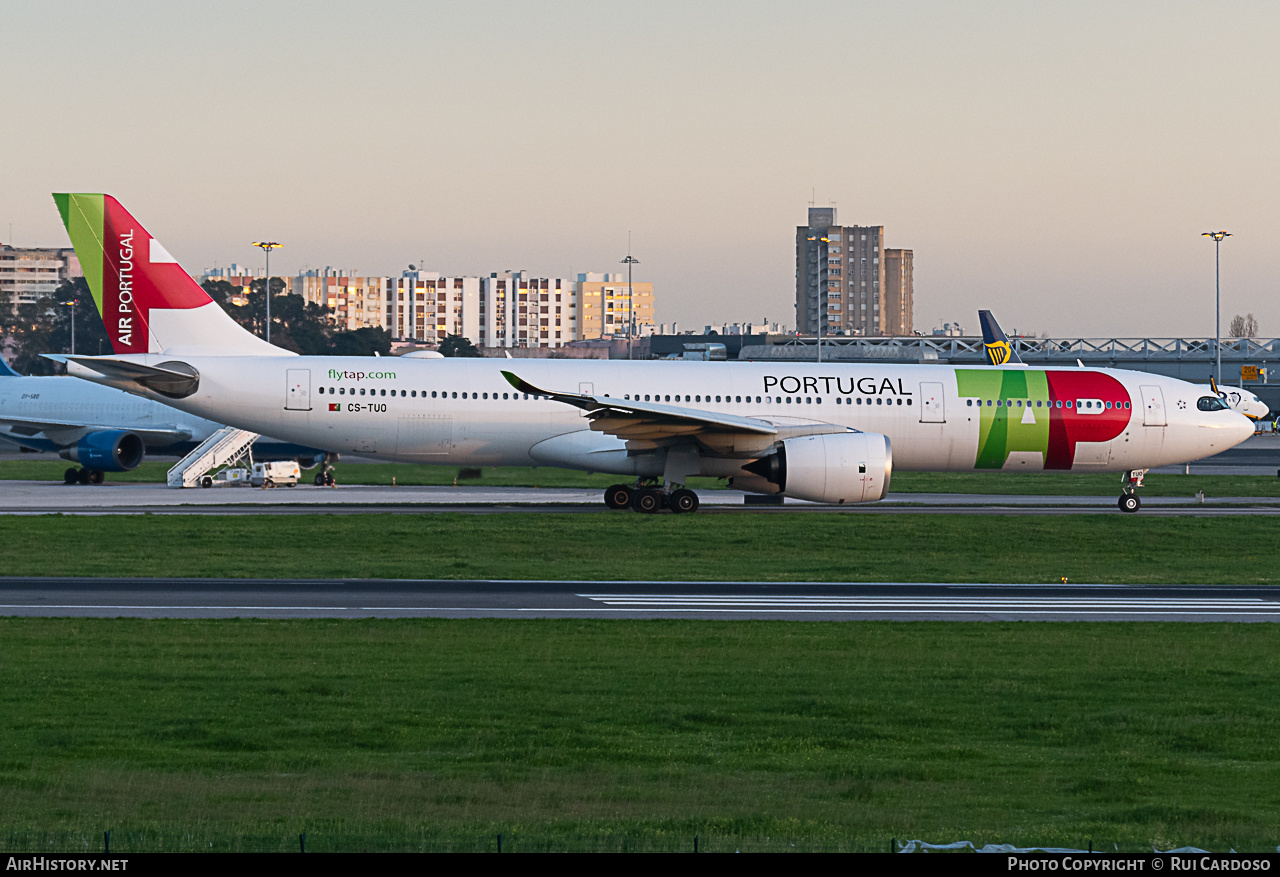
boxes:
[47,355,201,399]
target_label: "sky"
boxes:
[3,0,1277,337]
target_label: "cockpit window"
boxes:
[1197,396,1230,412]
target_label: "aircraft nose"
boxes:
[1231,414,1254,447]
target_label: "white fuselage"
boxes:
[69,356,1255,478]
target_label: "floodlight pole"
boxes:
[621,250,640,361]
[60,298,77,354]
[1201,231,1231,384]
[252,241,282,343]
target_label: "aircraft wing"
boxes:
[0,414,193,445]
[501,370,848,455]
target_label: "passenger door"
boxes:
[285,369,311,411]
[919,382,945,423]
[1139,385,1166,426]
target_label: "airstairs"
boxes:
[166,427,260,488]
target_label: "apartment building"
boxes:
[796,207,888,336]
[387,270,480,345]
[1,244,81,313]
[574,272,654,340]
[883,248,914,337]
[294,269,389,332]
[480,271,576,348]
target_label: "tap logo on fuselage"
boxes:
[955,370,1132,469]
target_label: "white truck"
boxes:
[250,461,300,487]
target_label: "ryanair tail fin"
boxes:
[52,194,291,357]
[978,310,1023,366]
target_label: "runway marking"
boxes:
[4,597,1280,618]
[577,595,1280,613]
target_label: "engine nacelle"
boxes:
[60,430,145,472]
[743,432,892,504]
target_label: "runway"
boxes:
[3,480,1280,516]
[2,578,1279,620]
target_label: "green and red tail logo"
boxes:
[53,193,212,355]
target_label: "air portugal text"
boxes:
[763,375,912,397]
[115,231,135,348]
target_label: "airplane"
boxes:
[1208,377,1269,422]
[1,354,333,484]
[48,193,1255,513]
[979,310,1023,366]
[980,309,1270,421]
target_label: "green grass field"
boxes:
[2,619,1278,852]
[3,457,1279,496]
[0,513,1277,583]
[3,488,1277,852]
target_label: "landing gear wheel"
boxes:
[76,468,91,485]
[64,467,79,485]
[314,472,327,486]
[669,488,699,514]
[200,475,214,488]
[632,488,663,514]
[1119,494,1141,513]
[604,484,633,509]
[89,470,104,485]
[324,471,336,486]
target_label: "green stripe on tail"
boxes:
[51,193,106,317]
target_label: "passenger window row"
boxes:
[314,386,915,408]
[964,399,1131,410]
[836,397,910,406]
[318,387,544,400]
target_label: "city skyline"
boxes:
[2,1,1277,338]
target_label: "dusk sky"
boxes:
[4,1,1276,337]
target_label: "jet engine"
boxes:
[59,430,145,472]
[739,432,892,504]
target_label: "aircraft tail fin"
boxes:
[0,355,21,377]
[978,309,1023,366]
[52,194,291,357]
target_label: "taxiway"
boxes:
[1,578,1278,621]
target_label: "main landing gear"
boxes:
[1118,469,1147,513]
[604,481,700,514]
[63,467,105,485]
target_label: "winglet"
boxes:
[978,310,1023,366]
[0,355,20,377]
[501,370,547,396]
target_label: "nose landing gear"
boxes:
[1118,469,1147,513]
